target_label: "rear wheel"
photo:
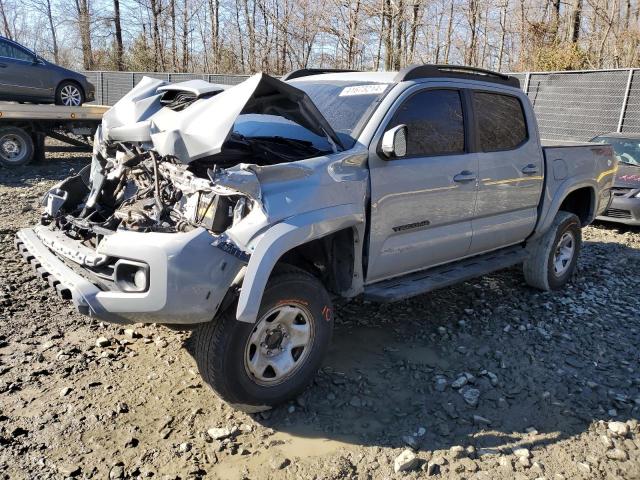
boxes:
[55,81,84,106]
[523,211,582,290]
[0,126,34,166]
[194,266,333,411]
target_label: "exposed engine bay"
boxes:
[40,73,344,247]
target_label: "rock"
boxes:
[178,442,191,453]
[458,458,479,472]
[606,448,628,461]
[460,387,480,407]
[449,445,466,459]
[417,427,426,437]
[207,427,234,440]
[600,435,614,449]
[451,375,468,389]
[394,449,420,473]
[124,329,141,339]
[518,456,532,468]
[473,415,491,425]
[608,421,630,437]
[513,448,531,459]
[434,377,448,392]
[424,461,439,476]
[109,464,125,480]
[498,457,513,471]
[95,337,110,348]
[577,462,591,474]
[154,338,168,348]
[402,435,419,449]
[349,396,362,408]
[124,437,139,448]
[270,456,290,470]
[59,386,72,397]
[58,464,81,477]
[525,427,538,435]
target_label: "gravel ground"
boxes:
[1,151,639,480]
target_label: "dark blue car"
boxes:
[0,36,95,106]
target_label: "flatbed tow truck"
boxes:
[0,103,108,167]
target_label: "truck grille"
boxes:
[603,208,633,219]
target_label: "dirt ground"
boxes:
[1,150,639,480]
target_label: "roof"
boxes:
[288,71,397,84]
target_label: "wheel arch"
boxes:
[235,204,365,323]
[56,79,85,100]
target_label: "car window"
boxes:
[591,136,640,166]
[386,89,465,157]
[0,40,33,62]
[474,92,527,151]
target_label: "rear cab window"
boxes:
[385,89,465,157]
[473,92,528,151]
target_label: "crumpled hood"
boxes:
[100,73,343,163]
[614,163,640,189]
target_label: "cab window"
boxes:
[386,89,465,157]
[0,40,34,62]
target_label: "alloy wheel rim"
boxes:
[60,85,82,106]
[553,231,575,276]
[244,303,314,386]
[0,134,27,163]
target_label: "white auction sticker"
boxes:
[339,84,388,96]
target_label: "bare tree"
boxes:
[113,0,124,70]
[74,0,94,69]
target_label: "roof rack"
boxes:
[281,68,359,81]
[394,64,520,88]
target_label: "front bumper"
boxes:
[596,195,640,226]
[16,226,244,324]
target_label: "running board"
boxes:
[364,246,529,302]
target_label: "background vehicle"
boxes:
[591,133,640,225]
[0,36,95,106]
[16,65,616,411]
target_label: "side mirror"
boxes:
[381,124,408,158]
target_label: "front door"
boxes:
[366,87,478,283]
[0,40,47,100]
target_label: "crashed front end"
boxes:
[16,73,345,325]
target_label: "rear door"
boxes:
[366,86,478,283]
[0,39,48,100]
[468,89,544,254]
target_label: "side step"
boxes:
[364,245,529,302]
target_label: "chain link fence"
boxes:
[84,69,639,142]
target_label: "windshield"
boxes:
[592,136,640,166]
[289,80,392,148]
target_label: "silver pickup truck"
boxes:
[16,65,616,411]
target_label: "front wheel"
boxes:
[55,81,84,106]
[194,266,334,411]
[523,211,582,290]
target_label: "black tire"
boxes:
[194,266,334,411]
[523,211,582,290]
[0,126,34,166]
[55,81,84,106]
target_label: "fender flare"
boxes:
[531,180,596,241]
[235,204,364,323]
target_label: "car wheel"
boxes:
[194,265,334,412]
[55,81,84,106]
[0,126,34,166]
[523,211,582,290]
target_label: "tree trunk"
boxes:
[393,0,403,69]
[550,0,560,37]
[465,0,479,66]
[74,0,93,70]
[0,0,12,40]
[170,0,177,70]
[43,0,59,63]
[444,1,454,63]
[383,0,393,69]
[149,0,164,71]
[182,0,189,71]
[569,0,582,43]
[408,0,421,63]
[208,0,219,71]
[113,0,124,70]
[497,0,508,71]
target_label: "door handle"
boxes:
[453,170,477,183]
[522,164,539,175]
